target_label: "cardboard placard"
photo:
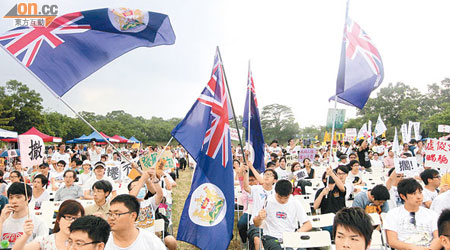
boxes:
[298,148,316,162]
[394,157,418,175]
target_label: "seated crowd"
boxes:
[232,138,450,250]
[0,142,188,250]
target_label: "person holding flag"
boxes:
[171,48,235,250]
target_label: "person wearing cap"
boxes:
[338,154,348,165]
[79,160,93,186]
[83,162,116,200]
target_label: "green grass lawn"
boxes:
[172,168,242,250]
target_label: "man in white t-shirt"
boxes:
[268,140,282,157]
[84,162,117,200]
[51,143,71,167]
[430,190,450,215]
[242,164,278,250]
[105,194,165,250]
[385,178,441,249]
[88,141,102,164]
[252,179,312,249]
[420,169,441,208]
[0,183,47,247]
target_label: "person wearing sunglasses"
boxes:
[68,215,110,250]
[385,178,441,250]
[105,194,165,249]
[13,199,85,250]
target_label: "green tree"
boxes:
[0,80,44,133]
[423,103,450,139]
[0,104,14,130]
[261,104,299,143]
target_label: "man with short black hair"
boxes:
[85,180,113,218]
[385,178,441,249]
[352,184,390,214]
[55,170,83,201]
[438,209,450,250]
[420,169,441,208]
[333,207,373,250]
[52,143,70,166]
[0,183,47,247]
[253,180,312,250]
[242,163,277,250]
[105,194,165,249]
[69,215,111,250]
[357,139,372,172]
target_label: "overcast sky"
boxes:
[1,0,449,129]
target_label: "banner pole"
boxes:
[217,46,247,166]
[0,46,133,165]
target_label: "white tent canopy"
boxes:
[0,128,18,138]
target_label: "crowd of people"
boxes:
[0,135,450,250]
[0,141,190,250]
[232,137,450,250]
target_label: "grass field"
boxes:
[172,168,242,250]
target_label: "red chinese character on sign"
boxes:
[437,141,448,152]
[426,154,437,162]
[425,140,435,151]
[437,155,448,164]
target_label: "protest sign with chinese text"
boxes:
[230,128,243,142]
[286,154,299,168]
[105,161,121,181]
[438,125,450,133]
[424,139,450,169]
[394,157,418,177]
[298,148,316,162]
[18,135,44,168]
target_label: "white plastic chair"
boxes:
[154,218,165,242]
[369,213,381,226]
[282,231,332,249]
[310,213,335,228]
[369,230,384,250]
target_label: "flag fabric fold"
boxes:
[330,18,384,109]
[242,66,265,173]
[0,7,176,96]
[171,49,234,250]
[357,123,367,139]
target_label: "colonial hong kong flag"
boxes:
[330,18,384,109]
[171,49,234,250]
[0,8,175,96]
[242,66,265,172]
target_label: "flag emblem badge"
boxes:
[108,8,148,33]
[188,183,227,226]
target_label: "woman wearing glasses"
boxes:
[12,199,85,250]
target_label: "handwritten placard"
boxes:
[394,157,418,175]
[139,151,176,172]
[18,135,44,168]
[298,148,316,162]
[424,139,450,169]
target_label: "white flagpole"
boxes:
[0,46,134,164]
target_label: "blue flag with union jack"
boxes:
[330,18,384,109]
[0,8,175,96]
[171,49,234,250]
[242,66,265,173]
